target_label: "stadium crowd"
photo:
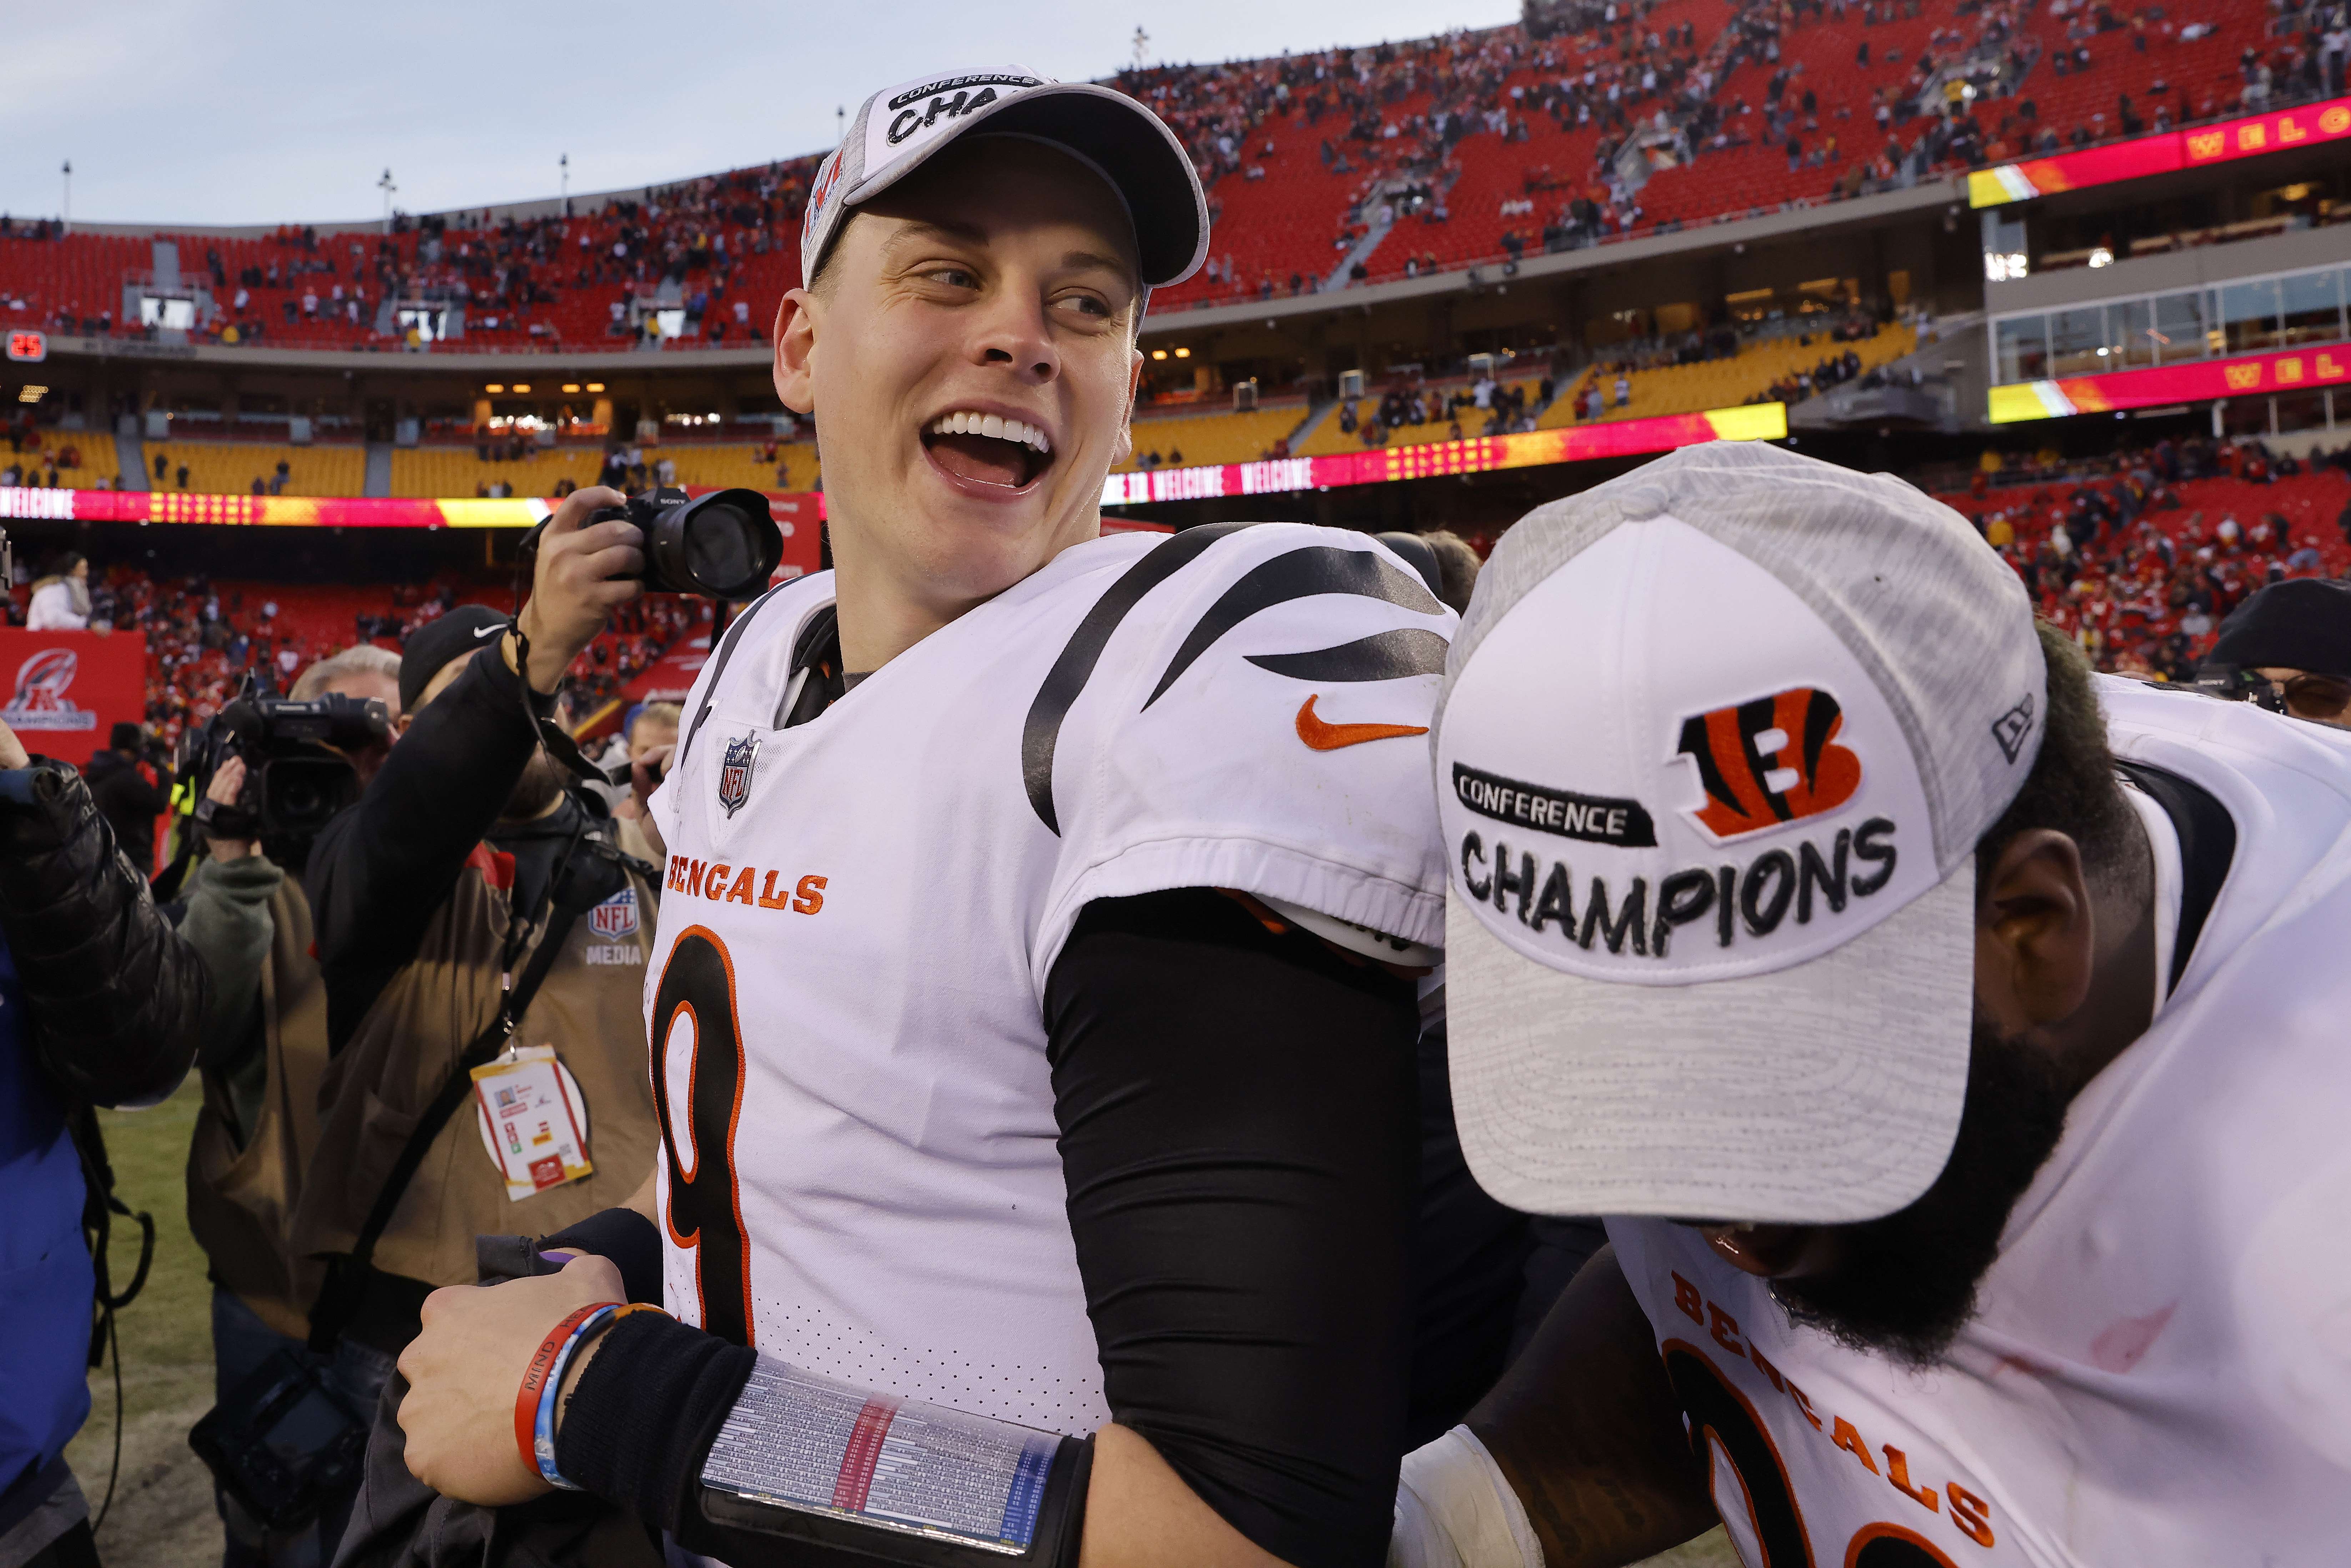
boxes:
[2,0,2334,332]
[3,564,697,746]
[1937,433,2351,678]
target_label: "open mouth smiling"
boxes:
[922,409,1056,492]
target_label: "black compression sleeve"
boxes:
[541,1206,663,1304]
[554,1309,756,1533]
[1045,889,1421,1568]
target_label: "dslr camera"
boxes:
[187,686,392,856]
[2187,664,2287,713]
[522,486,784,600]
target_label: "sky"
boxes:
[1,0,1516,228]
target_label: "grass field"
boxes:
[67,1078,231,1566]
[64,1078,1738,1568]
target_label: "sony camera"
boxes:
[188,688,392,853]
[522,486,783,599]
[2187,664,2287,713]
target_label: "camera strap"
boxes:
[308,823,606,1353]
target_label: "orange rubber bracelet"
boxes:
[515,1303,619,1479]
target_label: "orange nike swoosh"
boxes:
[1294,694,1430,751]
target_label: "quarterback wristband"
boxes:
[690,1352,1091,1564]
[515,1303,620,1483]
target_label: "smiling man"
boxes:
[390,67,1454,1568]
[1387,443,2351,1568]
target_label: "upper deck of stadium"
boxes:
[3,0,2334,359]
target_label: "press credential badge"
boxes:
[471,1044,594,1200]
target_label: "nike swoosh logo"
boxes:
[1295,694,1429,751]
[472,623,505,640]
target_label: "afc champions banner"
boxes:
[0,630,149,748]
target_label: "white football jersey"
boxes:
[1609,678,2351,1567]
[644,523,1451,1434]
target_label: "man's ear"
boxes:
[1973,829,2096,1034]
[774,288,818,415]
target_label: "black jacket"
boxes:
[307,642,591,1054]
[0,760,207,1108]
[91,759,170,877]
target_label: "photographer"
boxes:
[0,714,207,1568]
[176,643,400,1568]
[2195,578,2351,728]
[287,493,663,1426]
[87,726,168,879]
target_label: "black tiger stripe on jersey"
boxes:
[1143,545,1444,708]
[1023,522,1254,835]
[1244,627,1450,684]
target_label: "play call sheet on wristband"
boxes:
[704,1357,1058,1552]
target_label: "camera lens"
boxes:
[644,489,782,599]
[684,503,759,593]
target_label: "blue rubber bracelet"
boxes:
[534,1304,619,1489]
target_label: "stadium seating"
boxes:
[0,428,104,484]
[143,440,369,497]
[0,5,2327,348]
[1926,459,2351,676]
[655,442,822,494]
[1540,322,1917,426]
[1297,379,1546,457]
[388,445,599,499]
[0,160,818,354]
[1118,403,1314,469]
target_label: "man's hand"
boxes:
[396,1254,625,1505]
[0,717,28,772]
[204,757,258,862]
[512,486,641,695]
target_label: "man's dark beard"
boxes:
[498,749,567,823]
[1772,1018,2070,1366]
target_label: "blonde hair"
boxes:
[629,701,684,743]
[291,644,401,702]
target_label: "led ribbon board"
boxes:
[1100,404,1787,508]
[1987,342,2351,423]
[1969,96,2351,208]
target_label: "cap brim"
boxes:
[843,83,1207,288]
[1446,862,1976,1225]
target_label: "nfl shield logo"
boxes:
[590,888,639,939]
[718,734,760,818]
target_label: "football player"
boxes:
[393,67,1452,1568]
[1390,442,2351,1566]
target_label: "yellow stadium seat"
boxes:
[658,442,822,494]
[1117,404,1314,470]
[1299,380,1545,458]
[1540,325,1918,429]
[144,440,369,497]
[387,445,603,499]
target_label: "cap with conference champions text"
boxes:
[1434,442,2046,1225]
[801,67,1209,290]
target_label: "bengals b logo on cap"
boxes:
[1675,686,1861,840]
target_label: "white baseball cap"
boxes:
[801,67,1209,290]
[1434,442,2047,1225]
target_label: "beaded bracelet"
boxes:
[514,1303,618,1486]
